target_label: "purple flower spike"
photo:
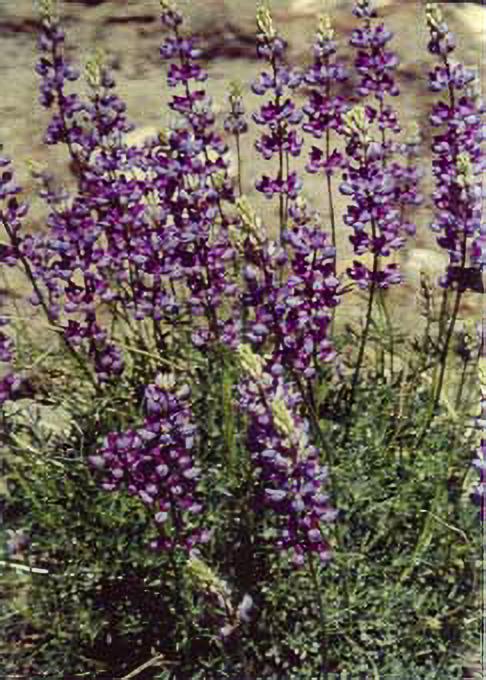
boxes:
[425,3,485,287]
[253,4,304,242]
[91,376,206,552]
[0,152,32,406]
[336,103,419,289]
[302,13,352,266]
[237,346,336,567]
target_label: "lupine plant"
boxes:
[0,0,483,677]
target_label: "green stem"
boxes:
[278,140,285,244]
[434,288,463,409]
[416,286,463,448]
[437,287,449,344]
[325,129,337,265]
[454,355,469,412]
[285,150,290,228]
[168,511,193,671]
[397,483,444,585]
[347,252,379,418]
[308,554,328,675]
[235,132,243,197]
[377,288,394,380]
[325,125,338,337]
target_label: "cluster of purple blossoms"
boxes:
[0,154,32,405]
[351,0,400,107]
[31,4,139,382]
[3,0,245,397]
[35,2,83,152]
[252,5,303,234]
[303,15,349,183]
[331,0,421,291]
[90,376,208,552]
[156,0,241,349]
[237,196,339,379]
[237,345,336,568]
[242,6,341,377]
[349,0,424,216]
[424,3,486,288]
[0,292,30,403]
[337,106,408,289]
[472,319,486,520]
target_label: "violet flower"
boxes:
[0,153,33,405]
[351,0,400,104]
[237,196,339,379]
[32,5,135,383]
[36,0,88,172]
[252,4,303,242]
[90,375,208,552]
[338,104,406,290]
[425,3,485,290]
[157,0,241,350]
[412,4,486,441]
[324,0,421,306]
[303,14,350,263]
[237,345,337,568]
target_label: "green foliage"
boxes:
[0,324,479,678]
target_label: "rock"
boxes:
[287,0,323,18]
[402,248,448,289]
[402,248,483,321]
[336,250,403,281]
[124,125,159,148]
[288,0,395,18]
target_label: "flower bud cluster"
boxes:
[90,376,208,552]
[237,346,336,567]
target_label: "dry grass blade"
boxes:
[120,653,169,680]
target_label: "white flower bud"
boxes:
[256,3,276,39]
[237,344,266,382]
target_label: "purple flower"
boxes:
[336,103,418,288]
[425,3,485,287]
[91,377,207,552]
[252,5,304,241]
[224,82,249,137]
[237,346,336,567]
